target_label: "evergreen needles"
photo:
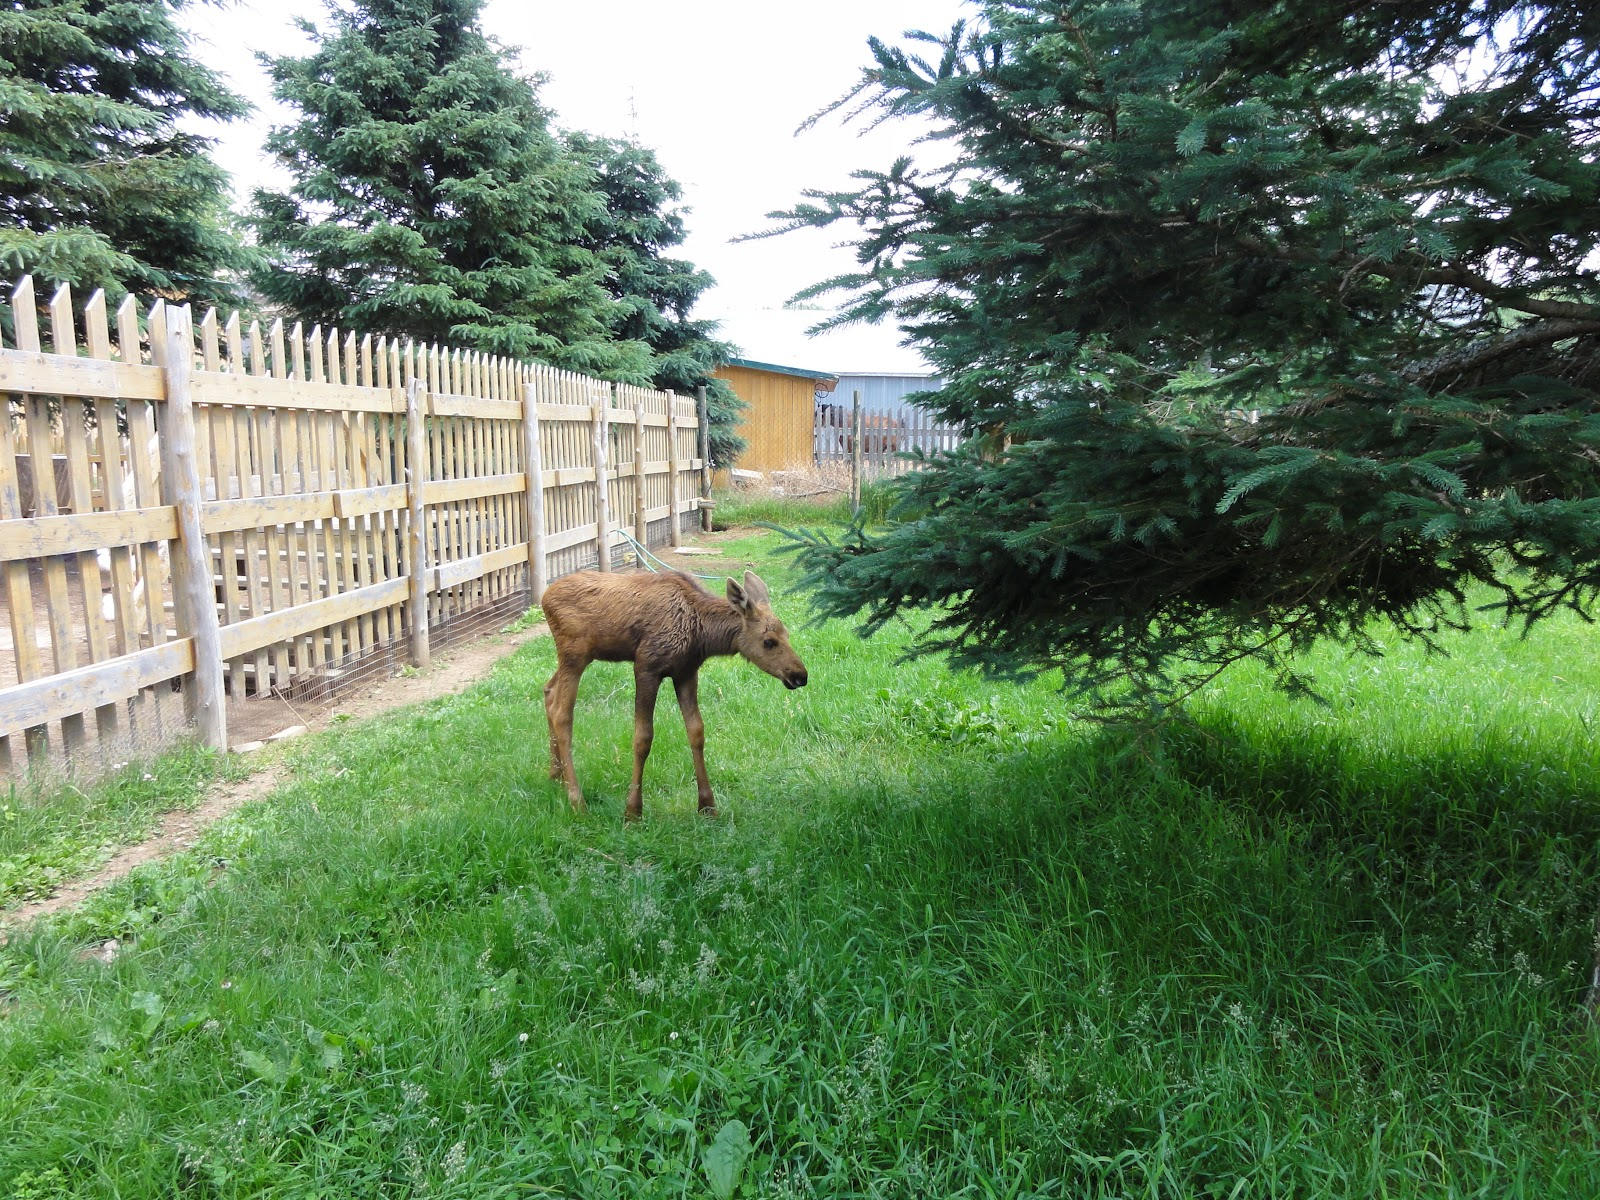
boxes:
[769,0,1600,708]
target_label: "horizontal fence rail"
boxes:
[0,276,706,776]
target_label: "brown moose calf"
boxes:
[540,569,808,819]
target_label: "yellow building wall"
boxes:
[716,365,824,472]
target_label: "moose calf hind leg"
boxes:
[543,676,563,780]
[626,671,663,823]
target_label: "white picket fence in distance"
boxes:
[813,397,962,479]
[0,276,706,779]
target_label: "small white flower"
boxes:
[518,1032,529,1044]
[669,1031,678,1041]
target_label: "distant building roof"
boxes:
[724,357,839,383]
[836,370,942,380]
[710,307,934,375]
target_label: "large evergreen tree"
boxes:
[251,0,642,375]
[0,0,250,308]
[565,132,744,465]
[775,0,1600,707]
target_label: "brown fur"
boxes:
[541,568,807,819]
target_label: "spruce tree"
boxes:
[566,133,744,465]
[773,0,1600,707]
[0,0,250,308]
[251,0,638,374]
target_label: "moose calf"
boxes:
[540,569,808,819]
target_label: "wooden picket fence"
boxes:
[0,276,708,777]
[814,395,962,479]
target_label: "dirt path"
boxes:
[0,621,550,932]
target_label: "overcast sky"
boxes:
[178,0,972,373]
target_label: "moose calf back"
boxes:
[542,570,715,667]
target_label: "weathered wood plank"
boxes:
[521,366,547,603]
[667,398,682,549]
[332,482,409,518]
[0,638,196,740]
[431,542,528,592]
[593,397,612,572]
[421,471,525,506]
[430,392,521,421]
[189,372,401,414]
[404,377,430,668]
[0,507,179,560]
[0,348,166,402]
[545,523,603,554]
[201,492,333,534]
[217,575,410,660]
[534,402,595,423]
[544,466,596,488]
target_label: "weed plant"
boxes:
[1,529,1598,1196]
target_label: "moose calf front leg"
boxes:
[627,669,663,822]
[674,674,716,815]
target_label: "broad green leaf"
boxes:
[702,1119,752,1200]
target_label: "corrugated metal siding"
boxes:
[832,374,945,413]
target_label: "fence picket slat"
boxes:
[18,280,85,755]
[52,286,121,744]
[120,296,166,653]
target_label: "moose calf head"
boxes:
[727,570,808,689]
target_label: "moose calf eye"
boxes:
[763,637,778,650]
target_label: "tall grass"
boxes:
[712,479,898,530]
[1,527,1598,1197]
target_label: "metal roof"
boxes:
[724,357,840,383]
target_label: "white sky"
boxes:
[178,0,972,373]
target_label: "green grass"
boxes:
[2,526,1599,1197]
[712,480,897,529]
[0,746,227,908]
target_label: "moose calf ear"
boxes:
[742,570,771,606]
[726,576,751,613]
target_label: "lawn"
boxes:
[2,518,1599,1198]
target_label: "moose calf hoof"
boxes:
[567,795,587,816]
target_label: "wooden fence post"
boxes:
[521,366,547,605]
[633,395,647,554]
[405,376,431,668]
[160,305,227,751]
[697,384,713,533]
[593,386,613,572]
[851,389,863,517]
[666,392,682,549]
